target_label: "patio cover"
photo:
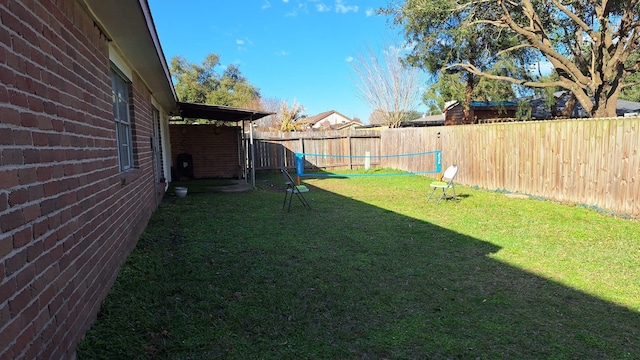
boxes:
[176,102,272,122]
[175,102,273,189]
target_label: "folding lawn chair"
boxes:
[281,167,311,211]
[427,165,459,204]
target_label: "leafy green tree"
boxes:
[387,0,640,118]
[170,53,260,109]
[620,77,640,102]
[403,110,424,121]
[384,0,533,121]
[422,73,464,115]
[474,77,517,102]
[620,53,640,102]
[423,72,517,114]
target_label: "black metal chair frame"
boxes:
[281,168,310,211]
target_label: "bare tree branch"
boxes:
[351,43,424,128]
[551,0,594,38]
[446,63,566,89]
[496,44,533,57]
[446,60,594,114]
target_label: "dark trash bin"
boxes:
[176,153,194,179]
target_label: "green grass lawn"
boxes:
[77,171,640,359]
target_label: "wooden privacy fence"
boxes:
[252,118,639,217]
[251,130,440,174]
[251,130,382,171]
[386,119,639,216]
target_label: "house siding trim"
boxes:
[108,44,133,82]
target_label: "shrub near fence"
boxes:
[252,118,639,217]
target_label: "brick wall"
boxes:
[170,124,243,179]
[0,1,162,358]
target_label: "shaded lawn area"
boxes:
[78,171,640,359]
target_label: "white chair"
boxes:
[427,165,458,204]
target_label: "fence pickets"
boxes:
[251,118,639,217]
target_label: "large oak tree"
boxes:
[388,0,640,118]
[384,0,534,120]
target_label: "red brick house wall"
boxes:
[170,124,243,179]
[0,1,164,358]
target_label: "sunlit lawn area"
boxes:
[77,171,640,359]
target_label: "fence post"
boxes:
[348,135,353,169]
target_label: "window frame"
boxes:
[151,105,164,182]
[111,66,134,172]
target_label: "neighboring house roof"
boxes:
[445,100,519,110]
[302,110,332,126]
[293,116,315,128]
[529,92,640,119]
[615,99,640,116]
[354,124,389,130]
[333,120,363,130]
[469,100,519,109]
[303,110,352,127]
[528,95,566,119]
[443,100,458,110]
[401,114,445,127]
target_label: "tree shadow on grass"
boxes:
[265,190,638,359]
[78,180,639,359]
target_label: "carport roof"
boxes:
[177,101,273,122]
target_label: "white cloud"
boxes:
[345,56,354,62]
[335,0,358,14]
[315,3,331,12]
[285,3,306,16]
[365,8,376,17]
[277,50,289,56]
[236,38,253,51]
[282,0,289,3]
[262,0,271,9]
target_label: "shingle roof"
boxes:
[528,92,640,119]
[300,110,352,126]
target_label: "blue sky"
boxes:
[148,0,408,122]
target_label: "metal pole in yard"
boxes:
[365,151,371,170]
[250,116,256,189]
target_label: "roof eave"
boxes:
[81,0,178,114]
